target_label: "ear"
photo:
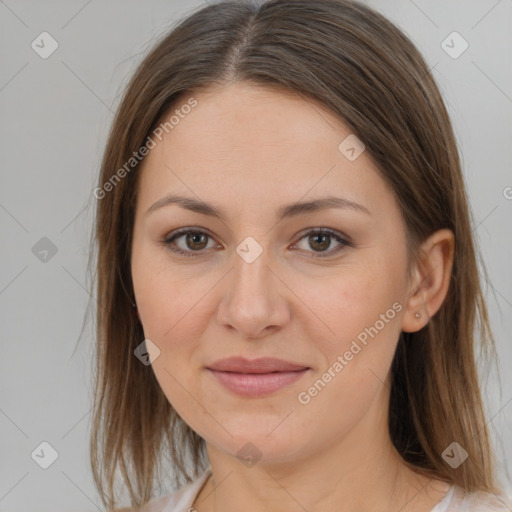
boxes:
[401,229,455,333]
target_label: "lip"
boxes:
[207,356,309,373]
[206,357,310,397]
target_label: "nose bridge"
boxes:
[233,237,271,290]
[231,236,274,305]
[217,235,288,337]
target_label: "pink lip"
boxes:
[206,357,310,397]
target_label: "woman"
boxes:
[89,0,512,510]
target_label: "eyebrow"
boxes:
[145,194,371,221]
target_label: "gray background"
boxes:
[1,0,511,510]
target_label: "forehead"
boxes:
[163,82,351,158]
[136,82,391,217]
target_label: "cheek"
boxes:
[131,241,214,342]
[293,270,404,445]
[298,254,406,403]
[306,259,404,347]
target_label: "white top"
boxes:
[132,467,512,512]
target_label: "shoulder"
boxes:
[113,494,169,512]
[113,493,172,512]
[453,486,512,511]
[113,467,212,512]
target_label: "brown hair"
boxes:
[88,0,502,509]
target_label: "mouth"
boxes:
[206,357,311,397]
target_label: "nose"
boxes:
[216,243,291,339]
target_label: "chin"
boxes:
[200,417,317,467]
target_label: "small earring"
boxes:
[414,312,421,319]
[132,302,142,322]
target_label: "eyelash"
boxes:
[162,227,353,259]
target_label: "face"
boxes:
[131,82,413,464]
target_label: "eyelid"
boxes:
[163,227,219,258]
[162,226,353,258]
[293,226,353,246]
[290,227,353,257]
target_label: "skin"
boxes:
[130,82,455,512]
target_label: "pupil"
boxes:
[187,232,207,250]
[311,234,330,251]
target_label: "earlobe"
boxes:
[401,229,455,333]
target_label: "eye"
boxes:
[162,227,353,258]
[163,228,218,257]
[292,228,352,257]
